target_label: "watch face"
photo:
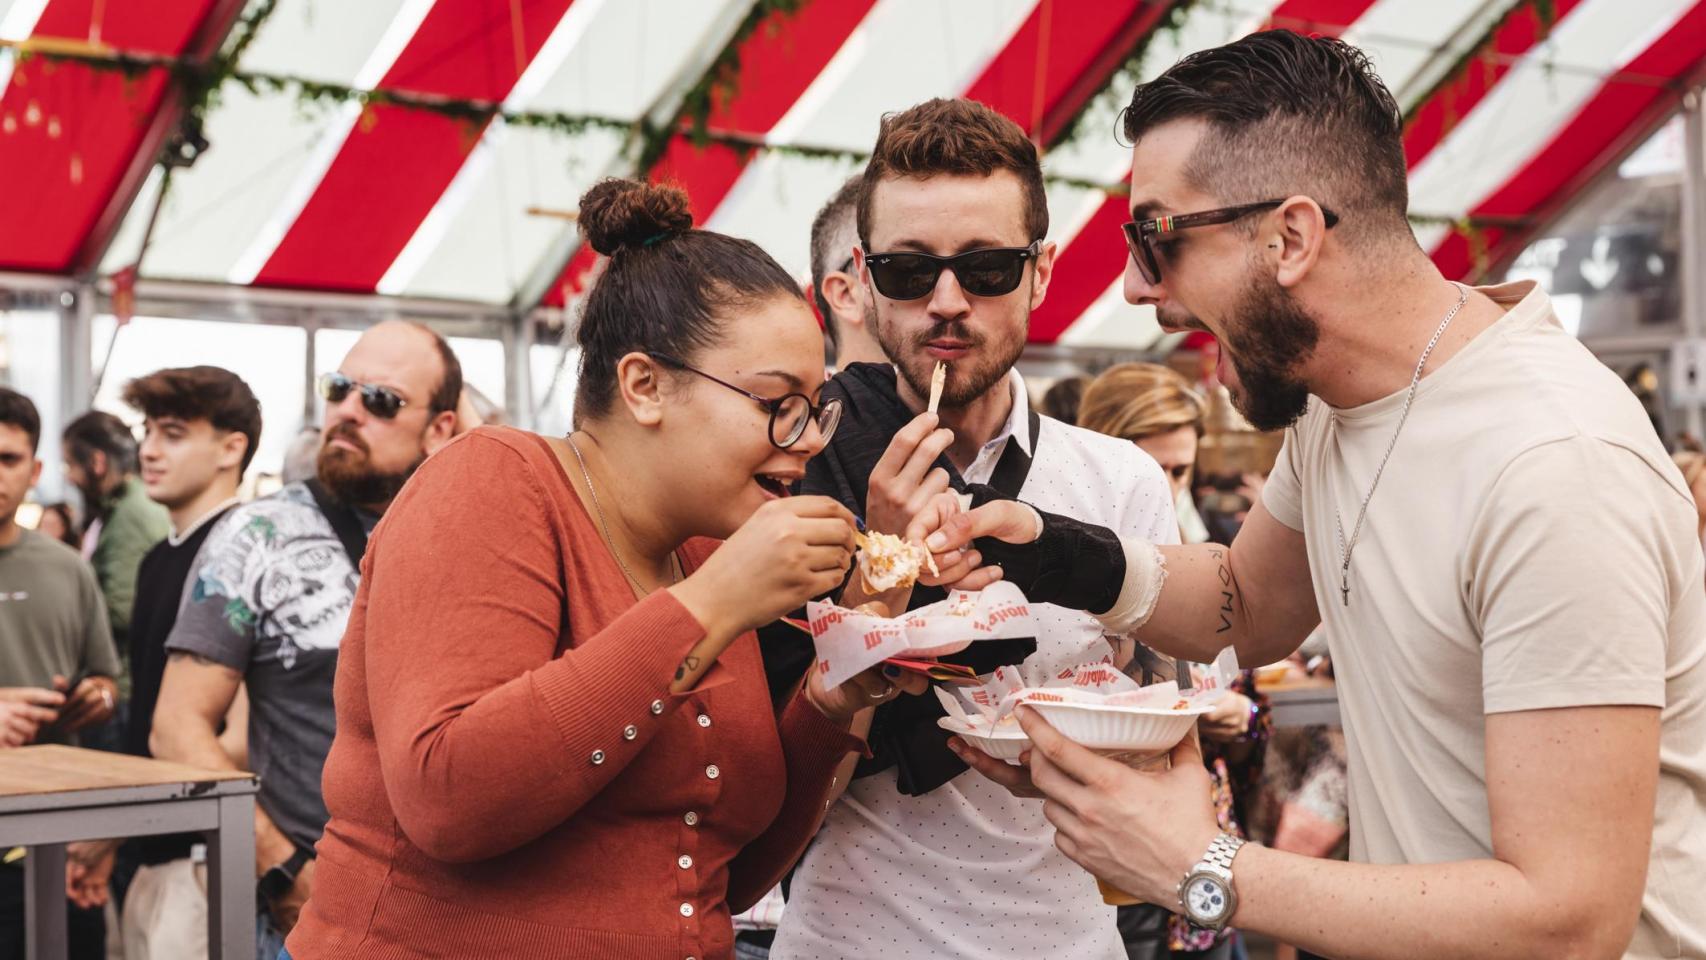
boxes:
[1186,875,1229,922]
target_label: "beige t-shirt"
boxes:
[1263,281,1706,959]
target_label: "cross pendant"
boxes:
[1340,577,1350,607]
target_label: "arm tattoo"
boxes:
[1208,548,1237,635]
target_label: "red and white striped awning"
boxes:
[2,0,1702,349]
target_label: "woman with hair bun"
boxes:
[285,178,921,960]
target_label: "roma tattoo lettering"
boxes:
[1209,548,1235,634]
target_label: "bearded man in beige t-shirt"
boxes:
[922,30,1706,960]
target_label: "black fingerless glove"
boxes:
[963,490,1127,615]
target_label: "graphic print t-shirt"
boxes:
[167,482,362,850]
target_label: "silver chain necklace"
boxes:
[564,434,676,598]
[1333,283,1468,607]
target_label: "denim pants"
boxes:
[258,911,286,960]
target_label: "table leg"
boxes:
[23,843,68,960]
[206,793,256,960]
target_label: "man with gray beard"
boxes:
[151,321,459,960]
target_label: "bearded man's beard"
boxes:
[877,318,1027,410]
[315,423,423,507]
[1220,272,1318,432]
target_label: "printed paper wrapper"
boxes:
[941,647,1240,754]
[807,581,1034,689]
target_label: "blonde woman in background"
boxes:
[1078,363,1211,544]
[1077,362,1268,960]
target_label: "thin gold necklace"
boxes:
[564,434,678,598]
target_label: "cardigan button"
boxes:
[696,713,711,728]
[650,699,665,715]
[590,750,605,765]
[622,724,637,740]
[678,854,693,869]
[679,902,694,918]
[705,764,720,780]
[684,811,699,826]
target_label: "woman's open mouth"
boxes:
[755,473,794,499]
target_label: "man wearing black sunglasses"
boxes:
[153,321,462,960]
[929,30,1705,960]
[774,98,1180,960]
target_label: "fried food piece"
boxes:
[856,530,937,592]
[927,361,946,415]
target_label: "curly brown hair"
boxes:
[122,366,263,474]
[857,98,1047,249]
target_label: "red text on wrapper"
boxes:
[970,602,1028,633]
[809,608,850,638]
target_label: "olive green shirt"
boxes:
[89,475,169,696]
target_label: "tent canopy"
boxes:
[2,0,1702,351]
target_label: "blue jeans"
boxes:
[258,911,287,960]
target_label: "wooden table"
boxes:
[1259,677,1341,727]
[0,745,257,960]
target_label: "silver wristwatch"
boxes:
[1178,832,1244,931]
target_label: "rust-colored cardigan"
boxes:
[287,428,861,960]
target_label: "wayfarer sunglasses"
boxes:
[862,242,1042,301]
[1122,199,1339,286]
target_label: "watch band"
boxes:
[1201,833,1245,872]
[257,845,314,902]
[1178,832,1245,923]
[275,845,313,877]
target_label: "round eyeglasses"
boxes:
[647,353,842,450]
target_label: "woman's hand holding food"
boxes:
[672,496,858,641]
[804,601,929,722]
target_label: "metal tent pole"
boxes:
[504,311,535,430]
[1682,88,1706,441]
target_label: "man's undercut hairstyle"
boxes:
[810,173,864,352]
[122,366,264,474]
[858,98,1049,249]
[1121,30,1411,246]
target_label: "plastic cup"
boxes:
[1097,877,1145,906]
[1090,748,1172,905]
